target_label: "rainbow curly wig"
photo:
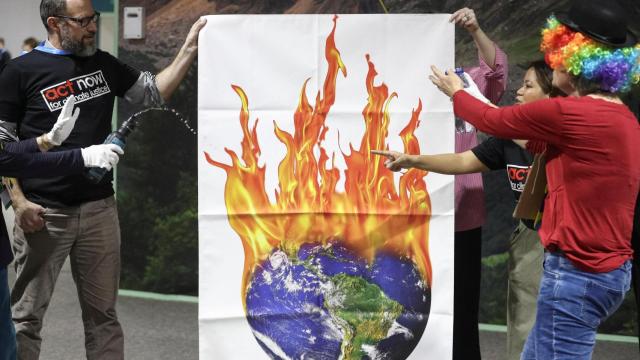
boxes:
[540,16,640,93]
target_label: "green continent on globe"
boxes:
[324,273,404,359]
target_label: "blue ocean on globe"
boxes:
[245,241,431,359]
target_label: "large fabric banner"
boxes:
[198,14,454,359]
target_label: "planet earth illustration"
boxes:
[245,241,431,359]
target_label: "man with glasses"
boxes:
[0,0,205,359]
[49,10,101,56]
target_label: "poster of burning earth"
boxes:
[198,14,455,359]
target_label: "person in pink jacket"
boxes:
[449,7,508,360]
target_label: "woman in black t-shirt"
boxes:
[373,60,557,359]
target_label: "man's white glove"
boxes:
[462,72,491,104]
[80,144,124,170]
[44,96,80,146]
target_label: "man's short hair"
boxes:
[0,38,4,46]
[40,0,67,33]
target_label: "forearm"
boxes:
[4,138,38,153]
[0,149,84,178]
[3,136,55,153]
[453,91,518,137]
[155,46,197,101]
[3,177,27,208]
[4,177,46,233]
[408,151,488,175]
[470,28,496,69]
[453,91,563,143]
[1,147,83,213]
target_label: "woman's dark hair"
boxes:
[527,60,553,95]
[523,60,566,98]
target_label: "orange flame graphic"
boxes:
[204,16,432,304]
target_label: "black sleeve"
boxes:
[0,62,26,125]
[4,138,39,153]
[105,52,141,97]
[470,136,507,170]
[0,148,84,178]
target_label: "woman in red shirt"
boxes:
[428,0,640,358]
[374,60,558,359]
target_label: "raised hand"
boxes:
[44,96,80,146]
[450,7,480,33]
[182,17,207,54]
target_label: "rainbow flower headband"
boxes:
[540,16,640,93]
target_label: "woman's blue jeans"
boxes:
[1,267,16,360]
[521,252,631,359]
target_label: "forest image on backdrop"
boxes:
[116,0,640,337]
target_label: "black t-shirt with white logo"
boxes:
[471,136,534,203]
[0,49,140,207]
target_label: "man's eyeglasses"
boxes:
[55,11,100,27]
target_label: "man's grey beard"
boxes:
[60,28,96,57]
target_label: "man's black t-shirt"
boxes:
[471,136,534,204]
[0,48,139,207]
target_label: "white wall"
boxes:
[0,0,45,57]
[99,12,116,54]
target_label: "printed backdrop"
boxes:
[198,14,454,359]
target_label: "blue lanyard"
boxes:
[34,41,72,55]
